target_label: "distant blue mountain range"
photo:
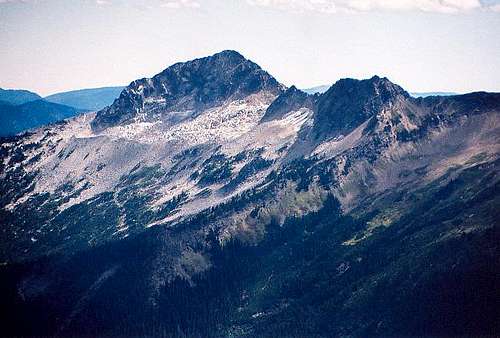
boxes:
[0,99,83,137]
[44,86,125,111]
[410,91,458,97]
[0,86,125,136]
[0,88,42,105]
[302,85,331,95]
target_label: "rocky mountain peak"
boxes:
[313,76,409,138]
[91,50,283,131]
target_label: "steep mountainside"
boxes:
[0,99,84,136]
[45,86,125,111]
[1,51,499,337]
[0,88,41,105]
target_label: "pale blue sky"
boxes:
[1,0,499,96]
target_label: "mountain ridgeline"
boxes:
[0,88,42,105]
[0,99,83,137]
[1,50,499,337]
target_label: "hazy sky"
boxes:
[1,0,499,96]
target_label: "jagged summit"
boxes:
[167,49,247,67]
[313,75,409,138]
[91,50,283,131]
[327,75,407,96]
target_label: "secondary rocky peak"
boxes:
[260,85,315,122]
[91,50,283,131]
[313,76,409,138]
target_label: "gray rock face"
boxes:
[91,50,283,131]
[314,76,409,139]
